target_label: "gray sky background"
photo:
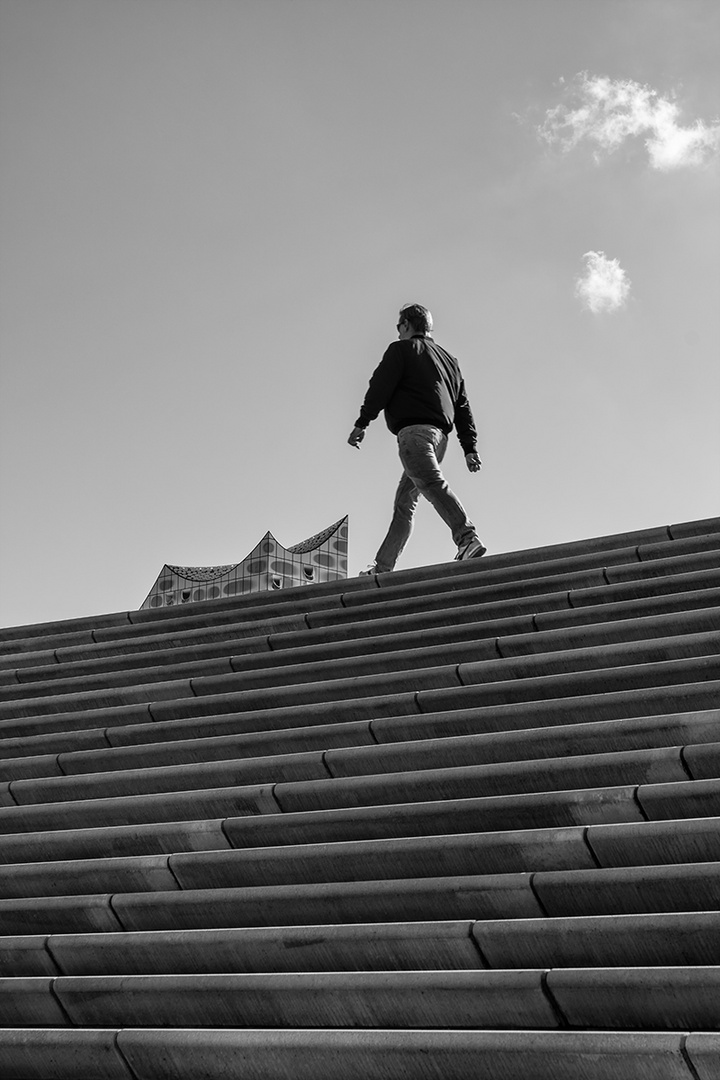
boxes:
[1,0,718,628]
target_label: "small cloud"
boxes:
[575,251,631,314]
[539,73,720,170]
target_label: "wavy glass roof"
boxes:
[140,516,348,609]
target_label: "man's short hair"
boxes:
[399,303,433,334]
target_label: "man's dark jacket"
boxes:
[355,335,478,455]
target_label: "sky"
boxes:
[1,0,718,629]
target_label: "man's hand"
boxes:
[465,452,482,473]
[348,426,365,449]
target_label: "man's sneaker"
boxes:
[455,539,487,561]
[359,563,379,576]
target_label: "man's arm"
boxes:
[454,379,479,454]
[453,377,482,471]
[348,343,404,449]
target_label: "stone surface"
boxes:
[1,515,719,1077]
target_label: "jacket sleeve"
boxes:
[453,379,478,455]
[354,343,405,429]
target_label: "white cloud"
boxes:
[575,251,631,314]
[539,74,720,170]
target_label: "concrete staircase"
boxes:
[1,516,719,1079]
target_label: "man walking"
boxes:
[348,303,486,574]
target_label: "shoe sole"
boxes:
[457,544,487,561]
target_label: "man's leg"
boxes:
[373,469,421,572]
[398,424,478,549]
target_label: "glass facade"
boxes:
[140,516,348,610]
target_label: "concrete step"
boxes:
[270,743,702,814]
[0,515,718,1079]
[343,536,720,608]
[1,547,714,681]
[546,966,720,1029]
[2,858,720,936]
[2,635,719,733]
[475,910,720,969]
[0,716,377,780]
[4,562,711,676]
[3,920,484,977]
[6,747,332,806]
[326,709,720,779]
[2,669,718,761]
[1,966,720,1033]
[0,824,619,899]
[0,780,657,862]
[2,735,716,825]
[3,705,716,787]
[0,817,231,864]
[0,573,370,652]
[1,1027,714,1079]
[5,719,719,811]
[1,738,718,841]
[1,521,717,658]
[0,779,282,833]
[4,966,720,1031]
[192,778,720,848]
[5,911,720,977]
[3,603,718,702]
[91,860,720,931]
[3,565,719,679]
[328,553,720,624]
[0,1029,133,1080]
[0,969,563,1030]
[3,816,719,902]
[178,816,720,889]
